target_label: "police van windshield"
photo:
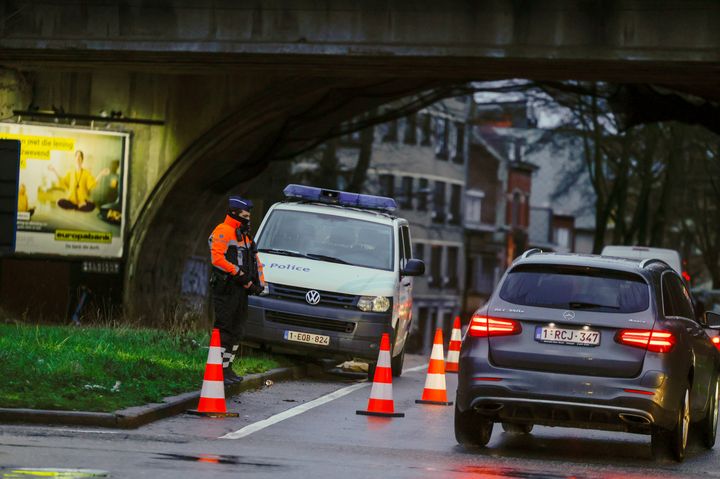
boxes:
[257,209,394,271]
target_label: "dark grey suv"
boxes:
[455,251,720,461]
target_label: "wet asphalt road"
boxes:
[2,355,720,478]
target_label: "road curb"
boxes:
[0,365,308,429]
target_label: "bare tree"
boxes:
[680,131,720,287]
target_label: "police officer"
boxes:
[208,195,265,385]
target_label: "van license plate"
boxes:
[535,326,600,347]
[284,330,330,346]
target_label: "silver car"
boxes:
[455,250,720,462]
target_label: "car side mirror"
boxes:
[706,311,720,329]
[402,259,425,277]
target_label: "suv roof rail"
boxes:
[520,248,542,259]
[640,258,670,269]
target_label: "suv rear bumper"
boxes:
[465,395,665,433]
[245,296,392,361]
[457,359,678,433]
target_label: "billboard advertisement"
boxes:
[0,123,129,258]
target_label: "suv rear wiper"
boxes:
[305,253,349,265]
[257,248,305,257]
[569,301,620,310]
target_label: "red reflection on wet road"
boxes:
[450,465,678,479]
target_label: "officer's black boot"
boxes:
[220,343,242,385]
[224,344,243,385]
[224,367,242,385]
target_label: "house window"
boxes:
[382,120,398,142]
[420,114,432,146]
[399,176,413,209]
[449,184,461,225]
[511,191,521,227]
[429,245,442,288]
[452,123,465,164]
[446,246,459,289]
[379,174,394,198]
[432,181,446,223]
[435,118,449,160]
[471,255,496,294]
[555,227,571,250]
[465,190,484,224]
[417,178,429,211]
[403,114,417,144]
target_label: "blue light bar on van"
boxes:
[283,184,397,212]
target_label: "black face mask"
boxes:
[237,217,251,235]
[228,209,251,234]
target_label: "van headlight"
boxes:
[357,296,391,313]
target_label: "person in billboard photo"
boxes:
[48,150,110,212]
[98,159,122,225]
[17,183,35,218]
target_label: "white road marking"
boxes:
[403,364,427,373]
[221,362,428,440]
[221,382,369,440]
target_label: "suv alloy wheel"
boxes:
[652,387,690,462]
[700,375,719,448]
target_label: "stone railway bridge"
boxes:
[0,0,718,319]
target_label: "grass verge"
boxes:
[0,324,288,412]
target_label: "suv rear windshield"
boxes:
[499,265,650,313]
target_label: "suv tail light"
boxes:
[616,329,675,353]
[711,336,720,351]
[468,314,522,338]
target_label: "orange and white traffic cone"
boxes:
[188,328,239,418]
[416,328,453,406]
[446,316,462,373]
[356,333,404,418]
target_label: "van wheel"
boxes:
[502,422,533,434]
[652,388,690,462]
[391,347,405,377]
[701,376,719,449]
[454,403,493,448]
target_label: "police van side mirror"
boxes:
[402,259,425,277]
[706,311,720,329]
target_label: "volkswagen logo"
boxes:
[305,290,321,305]
[563,310,576,320]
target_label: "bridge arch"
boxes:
[126,77,445,318]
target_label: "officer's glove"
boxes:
[234,272,253,288]
[249,283,265,296]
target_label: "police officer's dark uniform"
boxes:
[208,196,265,384]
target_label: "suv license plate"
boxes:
[284,330,330,346]
[535,326,600,347]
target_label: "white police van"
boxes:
[245,184,425,376]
